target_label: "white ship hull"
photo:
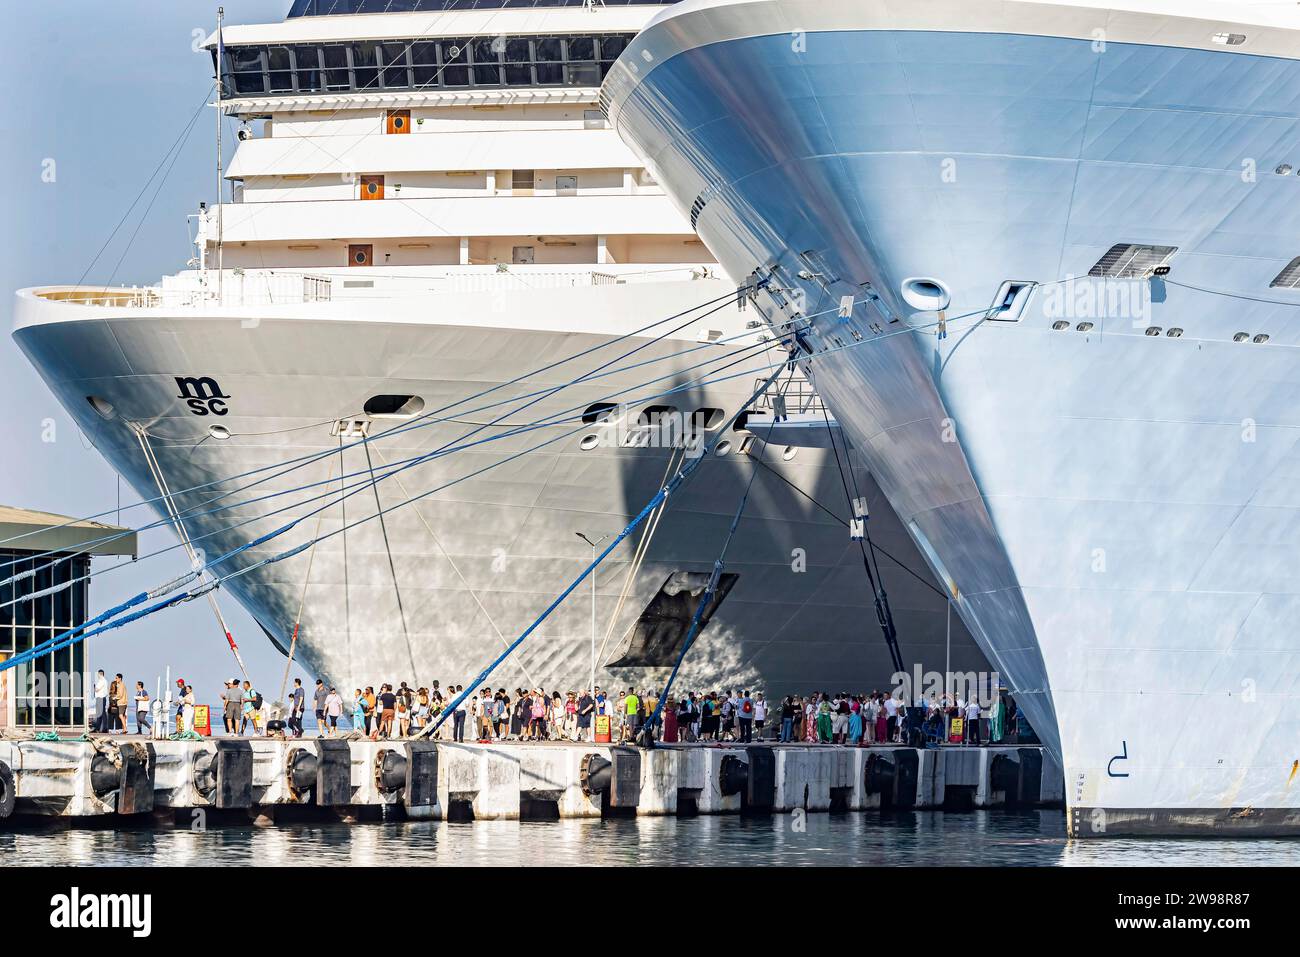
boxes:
[606,0,1300,833]
[14,272,986,700]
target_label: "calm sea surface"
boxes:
[3,810,1296,866]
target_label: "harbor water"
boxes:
[4,810,1296,867]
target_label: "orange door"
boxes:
[360,174,384,200]
[386,109,410,134]
[348,244,373,267]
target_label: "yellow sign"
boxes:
[594,714,611,743]
[948,716,964,743]
[193,704,212,736]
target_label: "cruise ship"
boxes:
[604,0,1300,833]
[12,1,988,701]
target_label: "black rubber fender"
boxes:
[0,761,14,819]
[580,753,611,796]
[864,752,895,798]
[719,754,748,796]
[90,751,120,799]
[376,749,408,793]
[193,749,218,799]
[286,747,319,796]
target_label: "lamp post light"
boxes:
[575,531,610,693]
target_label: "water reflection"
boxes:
[2,811,1297,866]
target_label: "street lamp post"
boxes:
[576,532,610,693]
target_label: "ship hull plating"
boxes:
[606,0,1300,831]
[14,279,985,698]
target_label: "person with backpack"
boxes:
[241,680,263,735]
[737,690,755,742]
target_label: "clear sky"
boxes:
[0,1,312,702]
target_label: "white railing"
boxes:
[36,264,719,309]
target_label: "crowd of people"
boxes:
[89,669,1021,748]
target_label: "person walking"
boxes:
[134,682,151,735]
[91,670,109,733]
[106,673,122,734]
[352,689,367,734]
[311,679,329,737]
[289,678,306,737]
[324,686,343,737]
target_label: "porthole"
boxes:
[1254,334,1270,344]
[579,434,600,451]
[86,396,115,420]
[1233,332,1250,342]
[782,446,798,461]
[208,425,231,440]
[1144,327,1162,337]
[364,394,425,418]
[1051,321,1070,331]
[714,440,732,456]
[1076,322,1094,332]
[1166,328,1183,338]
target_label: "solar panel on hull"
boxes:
[1269,257,1300,289]
[1087,243,1178,279]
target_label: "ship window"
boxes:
[267,46,295,93]
[350,43,379,89]
[411,41,439,86]
[292,46,323,91]
[567,38,596,62]
[599,36,628,60]
[565,62,601,87]
[364,395,425,419]
[556,175,577,195]
[360,175,384,200]
[440,39,470,87]
[1268,257,1300,289]
[322,45,350,90]
[1088,244,1178,279]
[471,38,502,85]
[86,396,115,420]
[512,169,535,191]
[380,43,411,89]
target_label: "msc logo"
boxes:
[174,376,230,416]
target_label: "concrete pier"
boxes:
[0,737,1062,827]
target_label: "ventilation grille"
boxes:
[1088,244,1178,279]
[1269,257,1300,289]
[689,185,719,230]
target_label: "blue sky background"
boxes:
[0,1,311,702]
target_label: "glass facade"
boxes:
[220,32,633,96]
[288,0,670,15]
[0,550,89,727]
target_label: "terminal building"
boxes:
[0,507,136,731]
